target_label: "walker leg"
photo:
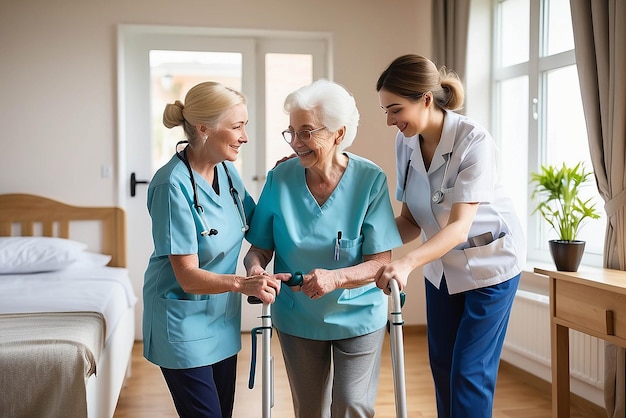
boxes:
[389,279,407,418]
[261,303,273,417]
[247,298,273,418]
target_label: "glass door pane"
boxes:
[265,53,313,169]
[150,50,244,173]
[255,38,328,179]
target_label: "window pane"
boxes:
[545,0,575,56]
[544,65,605,253]
[150,50,243,172]
[498,0,529,67]
[496,76,529,233]
[265,53,313,170]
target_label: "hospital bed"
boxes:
[0,193,136,418]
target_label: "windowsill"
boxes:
[519,260,552,295]
[523,259,555,273]
[520,258,608,296]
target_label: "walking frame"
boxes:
[389,278,408,418]
[248,297,273,418]
[247,272,303,417]
[247,274,406,418]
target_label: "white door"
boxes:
[118,25,329,337]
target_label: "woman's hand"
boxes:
[240,273,290,304]
[273,153,296,168]
[374,258,413,295]
[248,265,269,277]
[293,269,343,299]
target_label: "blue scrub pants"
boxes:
[160,355,237,418]
[426,274,520,418]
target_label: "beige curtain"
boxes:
[432,0,470,85]
[570,1,626,417]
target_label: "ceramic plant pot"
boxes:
[549,239,586,272]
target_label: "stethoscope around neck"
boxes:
[403,152,452,204]
[175,140,249,237]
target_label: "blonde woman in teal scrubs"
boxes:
[244,79,402,418]
[143,82,286,418]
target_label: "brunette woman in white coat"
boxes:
[374,54,526,418]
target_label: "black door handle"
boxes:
[130,172,150,197]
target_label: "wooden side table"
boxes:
[534,266,626,417]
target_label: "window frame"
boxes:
[490,0,604,267]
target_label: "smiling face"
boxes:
[206,102,249,162]
[288,107,339,169]
[378,89,428,138]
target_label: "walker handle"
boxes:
[247,296,262,304]
[285,271,304,287]
[249,271,303,305]
[388,279,406,308]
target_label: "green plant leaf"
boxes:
[529,162,601,241]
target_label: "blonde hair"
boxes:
[162,81,247,145]
[376,54,464,111]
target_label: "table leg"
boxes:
[551,321,570,418]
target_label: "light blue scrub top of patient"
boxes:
[246,153,402,341]
[143,154,255,369]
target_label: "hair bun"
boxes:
[163,100,185,129]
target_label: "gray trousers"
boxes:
[277,327,385,418]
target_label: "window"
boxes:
[492,0,606,267]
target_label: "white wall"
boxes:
[0,0,432,325]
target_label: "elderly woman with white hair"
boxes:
[244,79,402,418]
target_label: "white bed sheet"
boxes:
[0,266,137,340]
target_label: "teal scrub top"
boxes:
[143,154,255,369]
[246,153,402,340]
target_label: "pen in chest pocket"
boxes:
[334,231,342,261]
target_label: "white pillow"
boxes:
[0,237,88,274]
[73,250,112,267]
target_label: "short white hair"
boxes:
[284,79,360,151]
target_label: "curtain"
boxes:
[432,0,470,85]
[570,1,626,417]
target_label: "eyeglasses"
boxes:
[281,126,326,144]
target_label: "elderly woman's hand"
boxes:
[300,269,344,299]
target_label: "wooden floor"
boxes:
[114,328,602,418]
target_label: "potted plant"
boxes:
[530,162,601,271]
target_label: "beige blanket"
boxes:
[0,312,105,418]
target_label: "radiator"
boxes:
[502,289,604,406]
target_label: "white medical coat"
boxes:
[395,110,526,294]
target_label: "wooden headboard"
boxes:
[0,194,127,267]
